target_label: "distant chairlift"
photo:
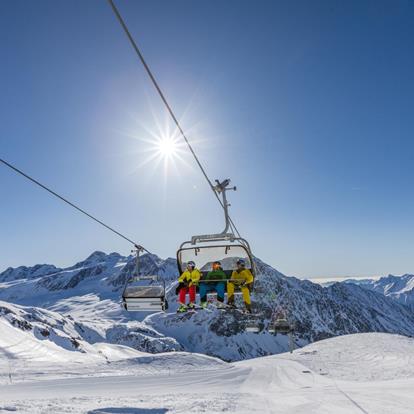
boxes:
[122,246,168,312]
[244,318,261,333]
[268,310,295,353]
[268,310,294,334]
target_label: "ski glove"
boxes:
[175,282,186,295]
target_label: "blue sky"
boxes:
[1,0,413,278]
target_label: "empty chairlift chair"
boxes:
[268,310,295,353]
[268,310,294,334]
[122,247,168,312]
[244,317,261,333]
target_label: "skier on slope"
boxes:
[227,258,254,313]
[176,261,201,312]
[199,261,227,308]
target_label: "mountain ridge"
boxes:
[330,273,414,309]
[1,250,414,361]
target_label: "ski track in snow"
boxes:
[1,333,414,413]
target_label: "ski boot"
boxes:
[244,303,252,314]
[227,296,237,309]
[187,303,196,311]
[177,304,187,313]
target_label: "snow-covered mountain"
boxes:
[0,300,181,356]
[337,274,414,309]
[1,251,414,361]
[0,263,60,281]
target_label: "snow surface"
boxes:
[0,329,413,413]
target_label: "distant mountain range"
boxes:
[331,274,414,309]
[1,251,413,361]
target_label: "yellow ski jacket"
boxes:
[178,269,201,286]
[230,268,254,285]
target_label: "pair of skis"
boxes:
[176,302,259,316]
[176,303,229,313]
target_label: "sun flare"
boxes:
[156,136,179,159]
[125,113,201,182]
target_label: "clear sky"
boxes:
[1,0,413,278]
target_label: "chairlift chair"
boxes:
[177,179,261,330]
[244,318,261,333]
[122,247,168,312]
[268,318,292,334]
[268,310,294,335]
[268,310,295,352]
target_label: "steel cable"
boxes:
[0,158,150,253]
[107,0,244,241]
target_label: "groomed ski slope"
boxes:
[0,332,413,413]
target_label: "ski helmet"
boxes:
[212,261,221,269]
[187,261,196,268]
[236,258,246,267]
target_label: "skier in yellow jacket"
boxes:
[176,261,201,312]
[227,259,254,312]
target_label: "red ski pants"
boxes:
[179,285,196,304]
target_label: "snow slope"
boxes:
[284,332,414,381]
[0,332,413,413]
[0,309,225,386]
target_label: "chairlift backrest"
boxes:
[122,282,167,312]
[177,241,255,277]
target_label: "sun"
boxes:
[124,112,200,182]
[156,136,179,159]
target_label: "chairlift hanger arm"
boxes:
[191,179,238,244]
